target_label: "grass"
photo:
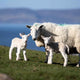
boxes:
[0,45,80,80]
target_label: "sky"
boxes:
[0,0,80,10]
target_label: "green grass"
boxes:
[0,45,80,80]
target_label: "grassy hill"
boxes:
[0,45,80,80]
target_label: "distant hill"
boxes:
[0,8,80,24]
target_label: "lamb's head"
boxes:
[19,33,31,42]
[41,35,53,46]
[26,23,44,41]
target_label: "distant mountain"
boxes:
[0,8,80,24]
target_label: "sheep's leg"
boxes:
[9,46,13,60]
[60,50,68,67]
[76,54,80,67]
[59,44,68,67]
[47,49,53,64]
[16,48,20,61]
[23,50,27,61]
[79,54,80,66]
[44,49,49,63]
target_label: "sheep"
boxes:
[41,35,69,65]
[9,33,31,61]
[26,22,80,67]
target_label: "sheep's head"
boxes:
[26,23,43,41]
[19,33,31,42]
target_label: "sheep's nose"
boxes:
[33,38,36,41]
[47,43,49,46]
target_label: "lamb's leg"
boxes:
[76,54,80,67]
[16,48,20,61]
[60,49,68,67]
[23,50,27,61]
[59,43,68,67]
[44,49,49,63]
[79,54,80,66]
[47,49,53,64]
[9,46,13,60]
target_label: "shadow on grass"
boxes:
[68,63,77,67]
[18,57,78,67]
[39,61,63,66]
[53,62,63,65]
[39,60,78,67]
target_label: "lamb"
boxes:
[41,35,69,65]
[9,33,31,61]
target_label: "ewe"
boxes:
[27,22,80,67]
[9,33,30,61]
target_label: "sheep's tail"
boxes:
[66,45,69,54]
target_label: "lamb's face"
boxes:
[19,33,29,42]
[22,35,28,42]
[41,36,51,46]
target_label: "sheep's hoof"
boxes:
[24,60,27,61]
[47,62,52,64]
[16,59,19,61]
[9,58,12,60]
[44,61,47,63]
[63,63,67,67]
[63,65,66,67]
[76,64,79,67]
[47,63,52,64]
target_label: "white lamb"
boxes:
[41,35,69,65]
[9,33,31,61]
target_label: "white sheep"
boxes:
[26,22,80,67]
[9,33,31,61]
[41,35,69,65]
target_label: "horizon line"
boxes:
[0,7,80,10]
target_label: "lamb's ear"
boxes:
[26,25,31,28]
[41,35,45,39]
[27,33,31,37]
[19,33,23,37]
[50,35,53,39]
[39,25,44,29]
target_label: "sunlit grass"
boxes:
[0,46,80,80]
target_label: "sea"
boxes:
[0,23,45,51]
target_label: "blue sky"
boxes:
[0,0,80,10]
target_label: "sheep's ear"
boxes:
[39,25,44,29]
[19,33,23,37]
[41,35,45,39]
[26,25,31,28]
[50,35,53,39]
[27,33,31,37]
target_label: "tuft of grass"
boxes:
[0,45,80,80]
